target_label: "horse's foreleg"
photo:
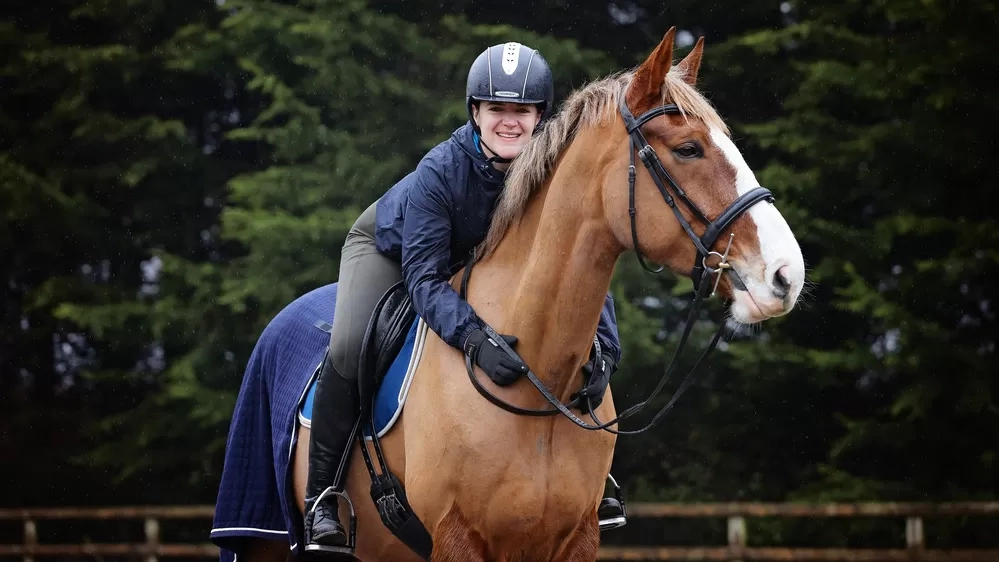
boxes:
[553,512,600,562]
[429,507,487,562]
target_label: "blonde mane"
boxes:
[478,63,730,258]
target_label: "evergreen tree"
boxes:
[757,0,998,503]
[0,0,242,503]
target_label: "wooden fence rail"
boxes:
[1,503,997,562]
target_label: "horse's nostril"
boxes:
[772,265,791,300]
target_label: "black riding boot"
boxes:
[303,352,360,556]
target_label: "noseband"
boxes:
[461,94,777,435]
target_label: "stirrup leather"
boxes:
[305,486,358,555]
[598,474,628,531]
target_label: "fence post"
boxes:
[906,516,924,550]
[144,517,160,562]
[23,519,36,562]
[727,515,746,562]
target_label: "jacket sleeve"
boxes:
[399,159,483,351]
[595,291,622,365]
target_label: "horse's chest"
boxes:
[476,480,594,561]
[402,352,612,558]
[446,429,605,534]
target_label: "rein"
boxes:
[459,94,776,435]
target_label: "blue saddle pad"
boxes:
[299,318,423,438]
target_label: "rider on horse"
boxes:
[303,42,623,556]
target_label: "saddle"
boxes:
[356,280,416,420]
[348,282,434,559]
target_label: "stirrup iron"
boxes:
[304,487,358,555]
[598,474,628,531]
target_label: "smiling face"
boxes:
[472,101,542,167]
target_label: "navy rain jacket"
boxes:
[374,122,622,364]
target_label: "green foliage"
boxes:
[0,0,241,504]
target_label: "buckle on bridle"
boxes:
[702,232,735,296]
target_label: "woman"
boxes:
[303,42,622,555]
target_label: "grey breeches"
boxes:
[328,201,403,381]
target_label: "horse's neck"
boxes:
[476,138,622,400]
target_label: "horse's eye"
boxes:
[674,142,702,159]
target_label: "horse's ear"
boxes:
[627,27,676,109]
[676,36,704,86]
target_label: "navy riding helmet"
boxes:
[465,42,555,132]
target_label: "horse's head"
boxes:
[603,28,805,323]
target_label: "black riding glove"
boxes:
[463,328,528,386]
[574,352,616,410]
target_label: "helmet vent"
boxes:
[501,43,520,75]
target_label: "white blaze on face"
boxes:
[709,127,805,318]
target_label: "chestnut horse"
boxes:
[233,28,804,562]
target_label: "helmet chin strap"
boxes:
[478,137,513,165]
